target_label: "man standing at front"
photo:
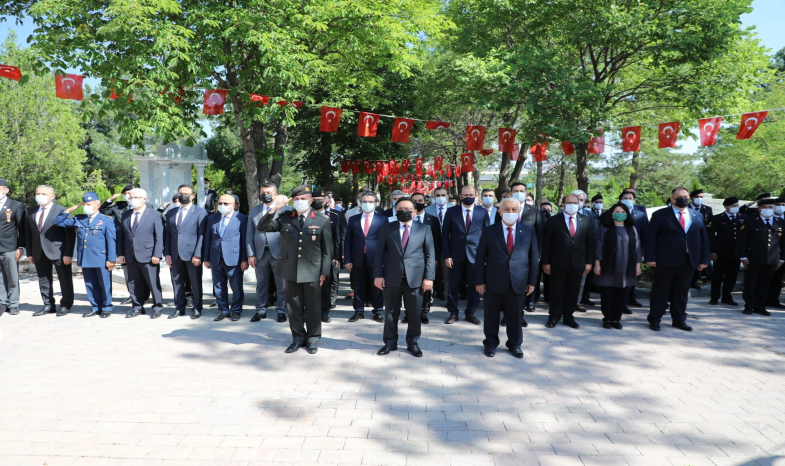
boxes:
[256,186,332,354]
[344,192,387,323]
[204,194,248,321]
[0,178,25,316]
[374,197,435,357]
[645,187,710,332]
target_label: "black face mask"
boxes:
[396,210,413,222]
[461,197,475,206]
[312,200,325,210]
[177,193,191,204]
[674,197,691,208]
[260,193,274,204]
[414,202,426,212]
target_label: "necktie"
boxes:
[438,207,443,224]
[219,216,229,237]
[679,211,686,231]
[299,215,305,229]
[177,208,185,229]
[766,219,771,228]
[132,212,141,233]
[363,214,371,253]
[416,215,422,223]
[465,209,472,230]
[569,216,575,238]
[38,207,45,231]
[401,224,410,252]
[507,226,514,254]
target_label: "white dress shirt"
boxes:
[361,212,375,231]
[563,211,577,230]
[502,222,515,246]
[36,203,53,226]
[672,206,692,232]
[398,220,414,240]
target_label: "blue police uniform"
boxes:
[52,192,117,315]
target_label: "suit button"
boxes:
[84,246,87,249]
[298,255,301,257]
[300,232,303,235]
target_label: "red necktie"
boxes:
[401,224,410,252]
[465,209,472,230]
[363,214,371,252]
[438,207,443,224]
[38,207,46,231]
[507,226,514,254]
[569,216,575,238]
[679,211,686,231]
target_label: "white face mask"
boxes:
[128,198,143,209]
[692,198,702,206]
[593,203,603,211]
[448,202,456,207]
[226,190,232,194]
[35,194,51,206]
[760,208,774,218]
[217,205,232,215]
[564,204,580,215]
[502,212,519,225]
[434,196,447,206]
[512,192,526,202]
[525,199,534,206]
[0,192,6,201]
[123,194,131,202]
[482,196,494,207]
[82,204,95,216]
[361,202,375,213]
[293,199,310,213]
[728,206,740,214]
[775,206,785,215]
[620,199,634,209]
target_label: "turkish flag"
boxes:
[498,128,517,153]
[737,112,767,140]
[340,160,350,173]
[389,160,399,175]
[461,153,474,172]
[480,149,494,156]
[587,130,605,154]
[434,156,443,172]
[415,158,425,176]
[427,165,435,177]
[161,87,184,105]
[621,126,641,152]
[277,100,303,108]
[561,141,575,155]
[109,89,132,102]
[455,165,462,176]
[699,117,722,146]
[358,112,380,137]
[363,160,372,174]
[203,89,228,115]
[391,118,414,143]
[466,126,486,151]
[55,73,83,101]
[319,106,342,132]
[530,142,547,162]
[382,162,389,176]
[249,94,269,105]
[447,166,453,178]
[351,161,360,174]
[0,64,22,81]
[426,121,450,130]
[401,159,410,173]
[658,122,680,148]
[511,143,521,161]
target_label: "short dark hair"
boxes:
[619,190,636,200]
[433,187,448,195]
[259,182,277,194]
[178,184,195,195]
[204,178,210,183]
[395,197,415,208]
[481,188,494,195]
[671,187,689,197]
[411,192,425,199]
[600,202,636,228]
[540,202,552,209]
[510,182,526,191]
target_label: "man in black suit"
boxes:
[202,178,218,214]
[768,198,785,308]
[164,184,208,319]
[116,188,165,318]
[644,187,710,332]
[382,190,405,217]
[476,198,539,358]
[374,197,436,357]
[0,178,25,316]
[344,192,387,322]
[689,189,714,289]
[707,196,744,306]
[738,197,785,316]
[407,192,441,324]
[541,193,594,329]
[311,190,344,323]
[26,185,76,316]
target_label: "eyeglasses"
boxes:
[217,202,234,206]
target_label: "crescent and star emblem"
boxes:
[364,115,375,126]
[326,110,336,121]
[471,129,480,140]
[626,131,636,141]
[745,117,758,130]
[398,121,408,132]
[704,123,714,134]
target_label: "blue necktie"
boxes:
[219,216,229,237]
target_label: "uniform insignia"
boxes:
[310,225,320,229]
[310,212,315,219]
[741,225,745,229]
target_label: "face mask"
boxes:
[612,213,627,222]
[293,199,310,212]
[82,204,95,216]
[461,197,475,206]
[692,198,702,206]
[396,210,413,222]
[525,200,534,206]
[564,204,579,215]
[760,208,774,218]
[334,205,343,211]
[482,196,493,207]
[434,196,447,206]
[448,202,456,207]
[123,194,131,202]
[674,197,691,208]
[35,194,51,206]
[414,202,426,212]
[502,212,519,225]
[226,190,232,194]
[217,205,232,215]
[620,199,634,209]
[312,200,324,210]
[0,192,5,201]
[361,202,375,213]
[775,206,785,215]
[128,198,143,209]
[512,192,526,202]
[260,193,274,204]
[541,210,552,216]
[594,203,603,211]
[729,206,740,214]
[177,193,191,204]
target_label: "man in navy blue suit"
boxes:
[344,191,387,323]
[620,189,648,308]
[204,194,248,321]
[475,198,539,359]
[644,187,710,332]
[442,185,490,325]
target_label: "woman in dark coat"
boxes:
[594,203,642,329]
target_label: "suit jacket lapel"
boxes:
[392,222,404,255]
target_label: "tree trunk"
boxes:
[509,145,528,183]
[496,152,511,199]
[473,166,481,196]
[352,172,359,202]
[270,119,287,187]
[317,135,334,191]
[231,95,266,209]
[556,156,566,205]
[536,161,544,201]
[629,151,639,190]
[575,142,589,192]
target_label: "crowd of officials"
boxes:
[0,175,783,359]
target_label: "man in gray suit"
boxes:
[248,182,289,323]
[374,197,436,358]
[164,184,207,319]
[116,188,165,319]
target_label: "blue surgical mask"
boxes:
[512,192,526,202]
[482,196,494,206]
[361,202,375,213]
[620,199,634,209]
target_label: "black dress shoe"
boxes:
[120,297,133,305]
[545,319,557,328]
[466,315,481,325]
[708,300,719,305]
[306,344,318,354]
[250,312,266,322]
[33,306,56,316]
[628,299,643,307]
[435,293,445,300]
[754,309,772,316]
[743,308,753,315]
[330,304,336,309]
[401,314,408,323]
[214,313,227,321]
[191,310,201,319]
[168,310,181,319]
[285,342,300,353]
[377,343,397,355]
[690,284,701,290]
[563,320,580,329]
[484,347,495,357]
[445,314,458,324]
[580,299,595,306]
[208,301,218,308]
[524,303,534,312]
[650,322,661,331]
[672,323,693,331]
[322,316,331,323]
[407,344,423,357]
[602,321,612,329]
[521,319,528,328]
[622,307,632,314]
[348,312,364,322]
[767,302,785,309]
[421,314,429,324]
[611,322,623,329]
[125,309,141,318]
[150,310,162,319]
[100,311,111,318]
[722,299,739,306]
[230,312,241,321]
[83,309,100,318]
[500,315,507,326]
[8,308,19,315]
[56,306,69,317]
[277,313,287,322]
[576,305,587,312]
[373,313,384,322]
[509,347,523,359]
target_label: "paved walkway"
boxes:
[1,272,785,466]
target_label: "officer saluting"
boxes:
[738,197,785,316]
[256,185,333,354]
[53,192,117,318]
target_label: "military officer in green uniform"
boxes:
[738,197,785,316]
[256,185,333,354]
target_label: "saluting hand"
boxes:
[64,203,83,214]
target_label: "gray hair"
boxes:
[500,198,521,210]
[129,188,148,199]
[570,189,587,200]
[36,185,55,196]
[360,192,377,202]
[391,190,405,197]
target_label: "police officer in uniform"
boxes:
[707,197,744,305]
[738,197,785,316]
[256,185,333,354]
[311,189,344,323]
[53,192,117,317]
[0,178,25,316]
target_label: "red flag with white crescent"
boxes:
[587,130,605,154]
[425,121,450,130]
[480,149,494,156]
[358,112,380,137]
[530,143,547,162]
[736,112,767,140]
[319,107,342,132]
[391,118,414,143]
[277,100,303,108]
[434,156,443,172]
[415,158,425,176]
[498,128,517,153]
[465,126,486,151]
[699,117,722,146]
[455,164,462,176]
[363,160,372,174]
[249,94,269,106]
[621,126,641,152]
[401,159,410,173]
[55,73,83,101]
[658,122,680,148]
[374,160,384,174]
[427,165,435,178]
[203,89,228,115]
[447,166,453,178]
[351,161,361,174]
[461,153,474,172]
[561,141,575,155]
[0,64,22,81]
[381,161,389,176]
[511,143,521,161]
[389,160,400,175]
[339,160,350,173]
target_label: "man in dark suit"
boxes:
[26,185,76,316]
[768,198,785,308]
[708,196,744,305]
[256,185,333,354]
[620,189,648,308]
[541,193,594,329]
[644,187,710,332]
[382,190,405,217]
[0,178,25,316]
[476,198,539,358]
[408,192,441,324]
[164,184,207,319]
[117,188,165,318]
[689,189,714,289]
[374,197,436,357]
[311,190,344,323]
[425,186,450,300]
[204,194,248,321]
[738,197,785,316]
[202,178,218,214]
[344,192,387,323]
[442,185,490,324]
